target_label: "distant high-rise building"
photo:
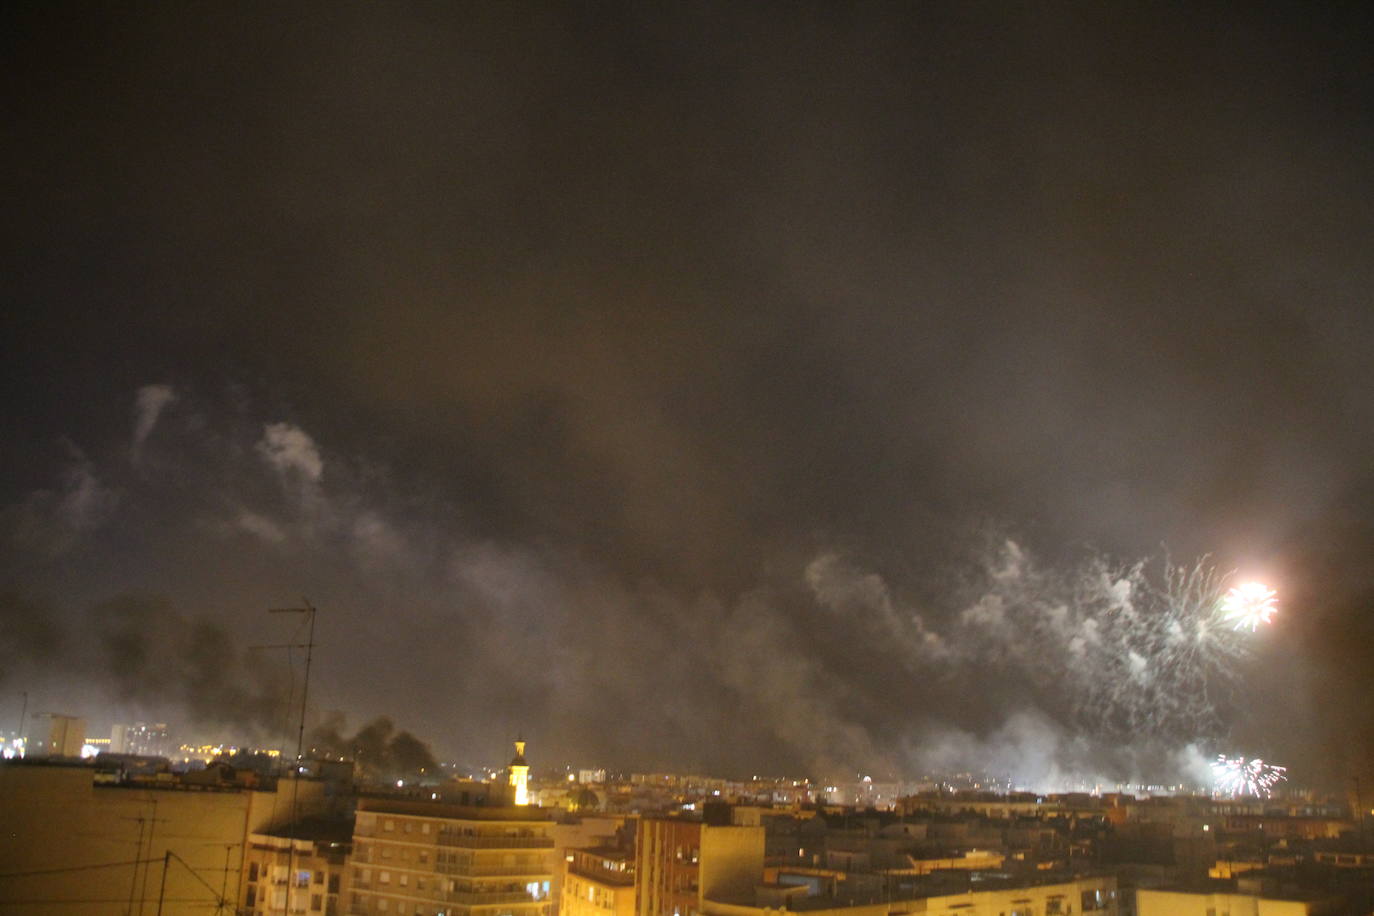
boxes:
[110,722,170,757]
[25,713,85,757]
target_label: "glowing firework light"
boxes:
[1063,559,1263,743]
[1218,582,1278,632]
[1211,754,1287,797]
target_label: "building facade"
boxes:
[1137,888,1338,916]
[636,818,701,916]
[562,847,635,916]
[242,819,352,916]
[348,798,555,916]
[25,713,86,757]
[636,819,765,916]
[0,762,332,915]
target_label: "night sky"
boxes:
[4,3,1374,790]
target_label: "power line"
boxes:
[0,898,222,906]
[0,857,162,879]
[164,849,229,904]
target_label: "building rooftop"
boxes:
[358,796,554,822]
[1144,877,1343,903]
[714,871,1115,910]
[575,845,634,861]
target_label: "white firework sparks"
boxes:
[1211,754,1287,797]
[1218,582,1278,632]
[950,550,1273,746]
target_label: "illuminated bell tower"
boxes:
[508,738,530,806]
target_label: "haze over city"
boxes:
[5,2,1374,797]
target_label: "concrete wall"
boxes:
[0,764,251,915]
[1138,889,1328,916]
[0,763,336,915]
[698,825,765,906]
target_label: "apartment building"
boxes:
[242,817,352,916]
[635,818,701,916]
[636,816,764,916]
[562,847,635,916]
[348,798,555,916]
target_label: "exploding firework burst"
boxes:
[1219,582,1278,632]
[1064,558,1257,742]
[949,550,1274,746]
[1211,754,1287,797]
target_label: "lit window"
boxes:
[422,823,431,834]
[385,820,395,832]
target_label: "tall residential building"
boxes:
[241,816,353,916]
[111,721,171,757]
[562,847,635,916]
[348,798,555,916]
[635,818,700,916]
[549,815,629,913]
[23,713,86,757]
[510,740,531,806]
[635,818,764,916]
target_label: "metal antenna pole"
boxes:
[155,851,171,916]
[125,815,147,916]
[139,796,161,915]
[218,844,232,914]
[268,602,317,916]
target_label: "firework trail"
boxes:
[1211,754,1287,797]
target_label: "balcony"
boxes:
[445,891,546,906]
[437,861,551,877]
[438,835,554,849]
[567,865,634,888]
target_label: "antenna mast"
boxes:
[267,601,317,916]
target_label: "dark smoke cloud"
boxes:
[3,4,1373,788]
[310,713,440,784]
[87,593,293,741]
[0,591,65,680]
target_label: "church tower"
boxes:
[508,738,530,806]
